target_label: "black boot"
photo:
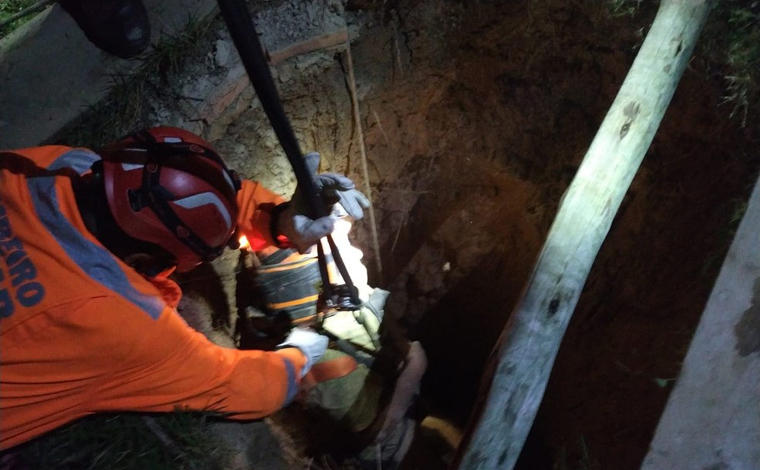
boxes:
[59,0,151,59]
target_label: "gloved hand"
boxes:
[293,152,370,220]
[277,152,370,253]
[308,152,369,220]
[276,327,329,378]
[276,207,335,254]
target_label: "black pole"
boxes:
[217,0,360,306]
[216,0,324,219]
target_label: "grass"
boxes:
[606,0,760,128]
[7,411,231,470]
[62,13,215,149]
[0,0,40,38]
[699,1,760,127]
[707,1,760,127]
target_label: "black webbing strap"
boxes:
[121,139,242,192]
[218,0,361,306]
[317,242,334,300]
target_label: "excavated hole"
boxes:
[170,1,759,469]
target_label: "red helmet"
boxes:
[99,126,241,272]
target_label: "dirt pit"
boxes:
[177,0,759,468]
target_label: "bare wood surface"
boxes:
[267,29,349,65]
[455,1,713,468]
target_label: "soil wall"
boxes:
[156,0,759,468]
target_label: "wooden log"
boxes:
[267,29,349,65]
[454,1,713,468]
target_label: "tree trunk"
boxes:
[455,1,713,468]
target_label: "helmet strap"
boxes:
[124,132,242,192]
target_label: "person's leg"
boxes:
[59,0,150,58]
[374,342,427,443]
[358,341,428,469]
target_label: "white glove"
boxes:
[276,328,329,377]
[276,152,369,253]
[295,152,369,219]
[276,205,336,254]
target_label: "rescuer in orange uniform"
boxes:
[0,126,368,450]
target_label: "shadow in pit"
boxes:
[414,247,529,428]
[400,423,456,470]
[412,247,558,469]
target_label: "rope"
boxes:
[344,38,384,284]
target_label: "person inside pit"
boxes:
[237,184,428,470]
[0,125,370,452]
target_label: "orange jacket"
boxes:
[0,146,305,450]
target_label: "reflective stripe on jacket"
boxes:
[0,146,303,450]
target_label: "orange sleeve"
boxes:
[91,301,307,420]
[235,179,287,251]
